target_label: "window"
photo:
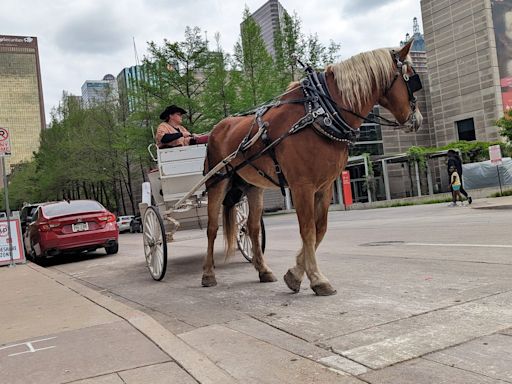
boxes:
[350,142,384,156]
[43,200,104,218]
[456,118,476,141]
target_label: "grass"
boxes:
[376,197,453,209]
[489,189,512,198]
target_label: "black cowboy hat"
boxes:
[159,105,187,120]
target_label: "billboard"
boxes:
[492,0,512,110]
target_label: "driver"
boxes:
[156,105,197,148]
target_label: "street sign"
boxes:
[489,144,502,165]
[0,127,12,156]
[0,218,25,266]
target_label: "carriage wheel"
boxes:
[143,206,168,281]
[236,196,266,263]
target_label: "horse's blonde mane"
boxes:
[326,48,397,111]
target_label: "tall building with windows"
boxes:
[248,0,287,57]
[81,74,118,107]
[117,65,147,113]
[420,0,505,145]
[0,35,45,169]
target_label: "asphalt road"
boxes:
[46,203,512,382]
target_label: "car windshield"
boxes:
[42,200,105,218]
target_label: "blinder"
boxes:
[404,71,422,94]
[389,51,423,112]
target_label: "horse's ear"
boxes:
[397,39,414,61]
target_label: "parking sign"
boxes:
[0,127,11,156]
[489,144,502,165]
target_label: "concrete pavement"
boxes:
[2,262,361,383]
[2,196,512,383]
[0,263,239,384]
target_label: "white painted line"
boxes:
[0,337,57,357]
[406,243,512,249]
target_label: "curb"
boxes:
[27,263,238,384]
[470,204,512,210]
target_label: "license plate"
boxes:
[72,222,89,232]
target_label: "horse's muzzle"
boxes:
[402,109,423,133]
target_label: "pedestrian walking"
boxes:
[449,165,464,206]
[447,149,472,204]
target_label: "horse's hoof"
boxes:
[202,275,217,287]
[284,270,301,293]
[259,271,277,283]
[311,282,337,296]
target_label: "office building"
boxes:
[117,65,147,113]
[81,74,118,108]
[420,0,506,145]
[248,0,287,57]
[0,35,45,169]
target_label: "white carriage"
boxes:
[141,144,265,281]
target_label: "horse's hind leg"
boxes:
[202,179,228,287]
[246,187,277,283]
[285,185,336,296]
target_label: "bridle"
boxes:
[384,51,423,128]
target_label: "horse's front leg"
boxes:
[314,185,333,248]
[284,185,336,296]
[202,180,228,287]
[246,187,277,283]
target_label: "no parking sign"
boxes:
[0,127,12,156]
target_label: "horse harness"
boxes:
[214,53,423,199]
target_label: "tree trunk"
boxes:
[125,152,136,215]
[100,181,112,211]
[119,178,127,215]
[82,182,89,199]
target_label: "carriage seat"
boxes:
[157,144,207,201]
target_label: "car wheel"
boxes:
[105,241,119,255]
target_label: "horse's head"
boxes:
[378,40,423,132]
[326,40,423,134]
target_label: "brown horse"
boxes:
[202,41,422,295]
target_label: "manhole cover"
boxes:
[360,241,405,247]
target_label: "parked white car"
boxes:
[116,215,134,233]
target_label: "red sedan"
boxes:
[26,200,119,263]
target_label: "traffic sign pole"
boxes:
[497,164,503,197]
[489,145,503,197]
[1,156,14,267]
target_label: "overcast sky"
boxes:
[2,0,422,121]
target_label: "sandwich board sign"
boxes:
[0,127,12,156]
[0,219,25,266]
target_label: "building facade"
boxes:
[117,65,147,113]
[81,74,118,108]
[249,0,287,57]
[0,35,45,170]
[421,0,504,146]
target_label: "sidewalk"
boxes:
[0,263,237,384]
[470,195,512,209]
[1,263,360,384]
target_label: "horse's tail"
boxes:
[223,203,237,259]
[222,174,247,259]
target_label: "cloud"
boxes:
[55,8,129,54]
[342,0,397,15]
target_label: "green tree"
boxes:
[200,33,238,127]
[142,26,210,132]
[496,109,512,143]
[273,12,303,87]
[234,7,279,109]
